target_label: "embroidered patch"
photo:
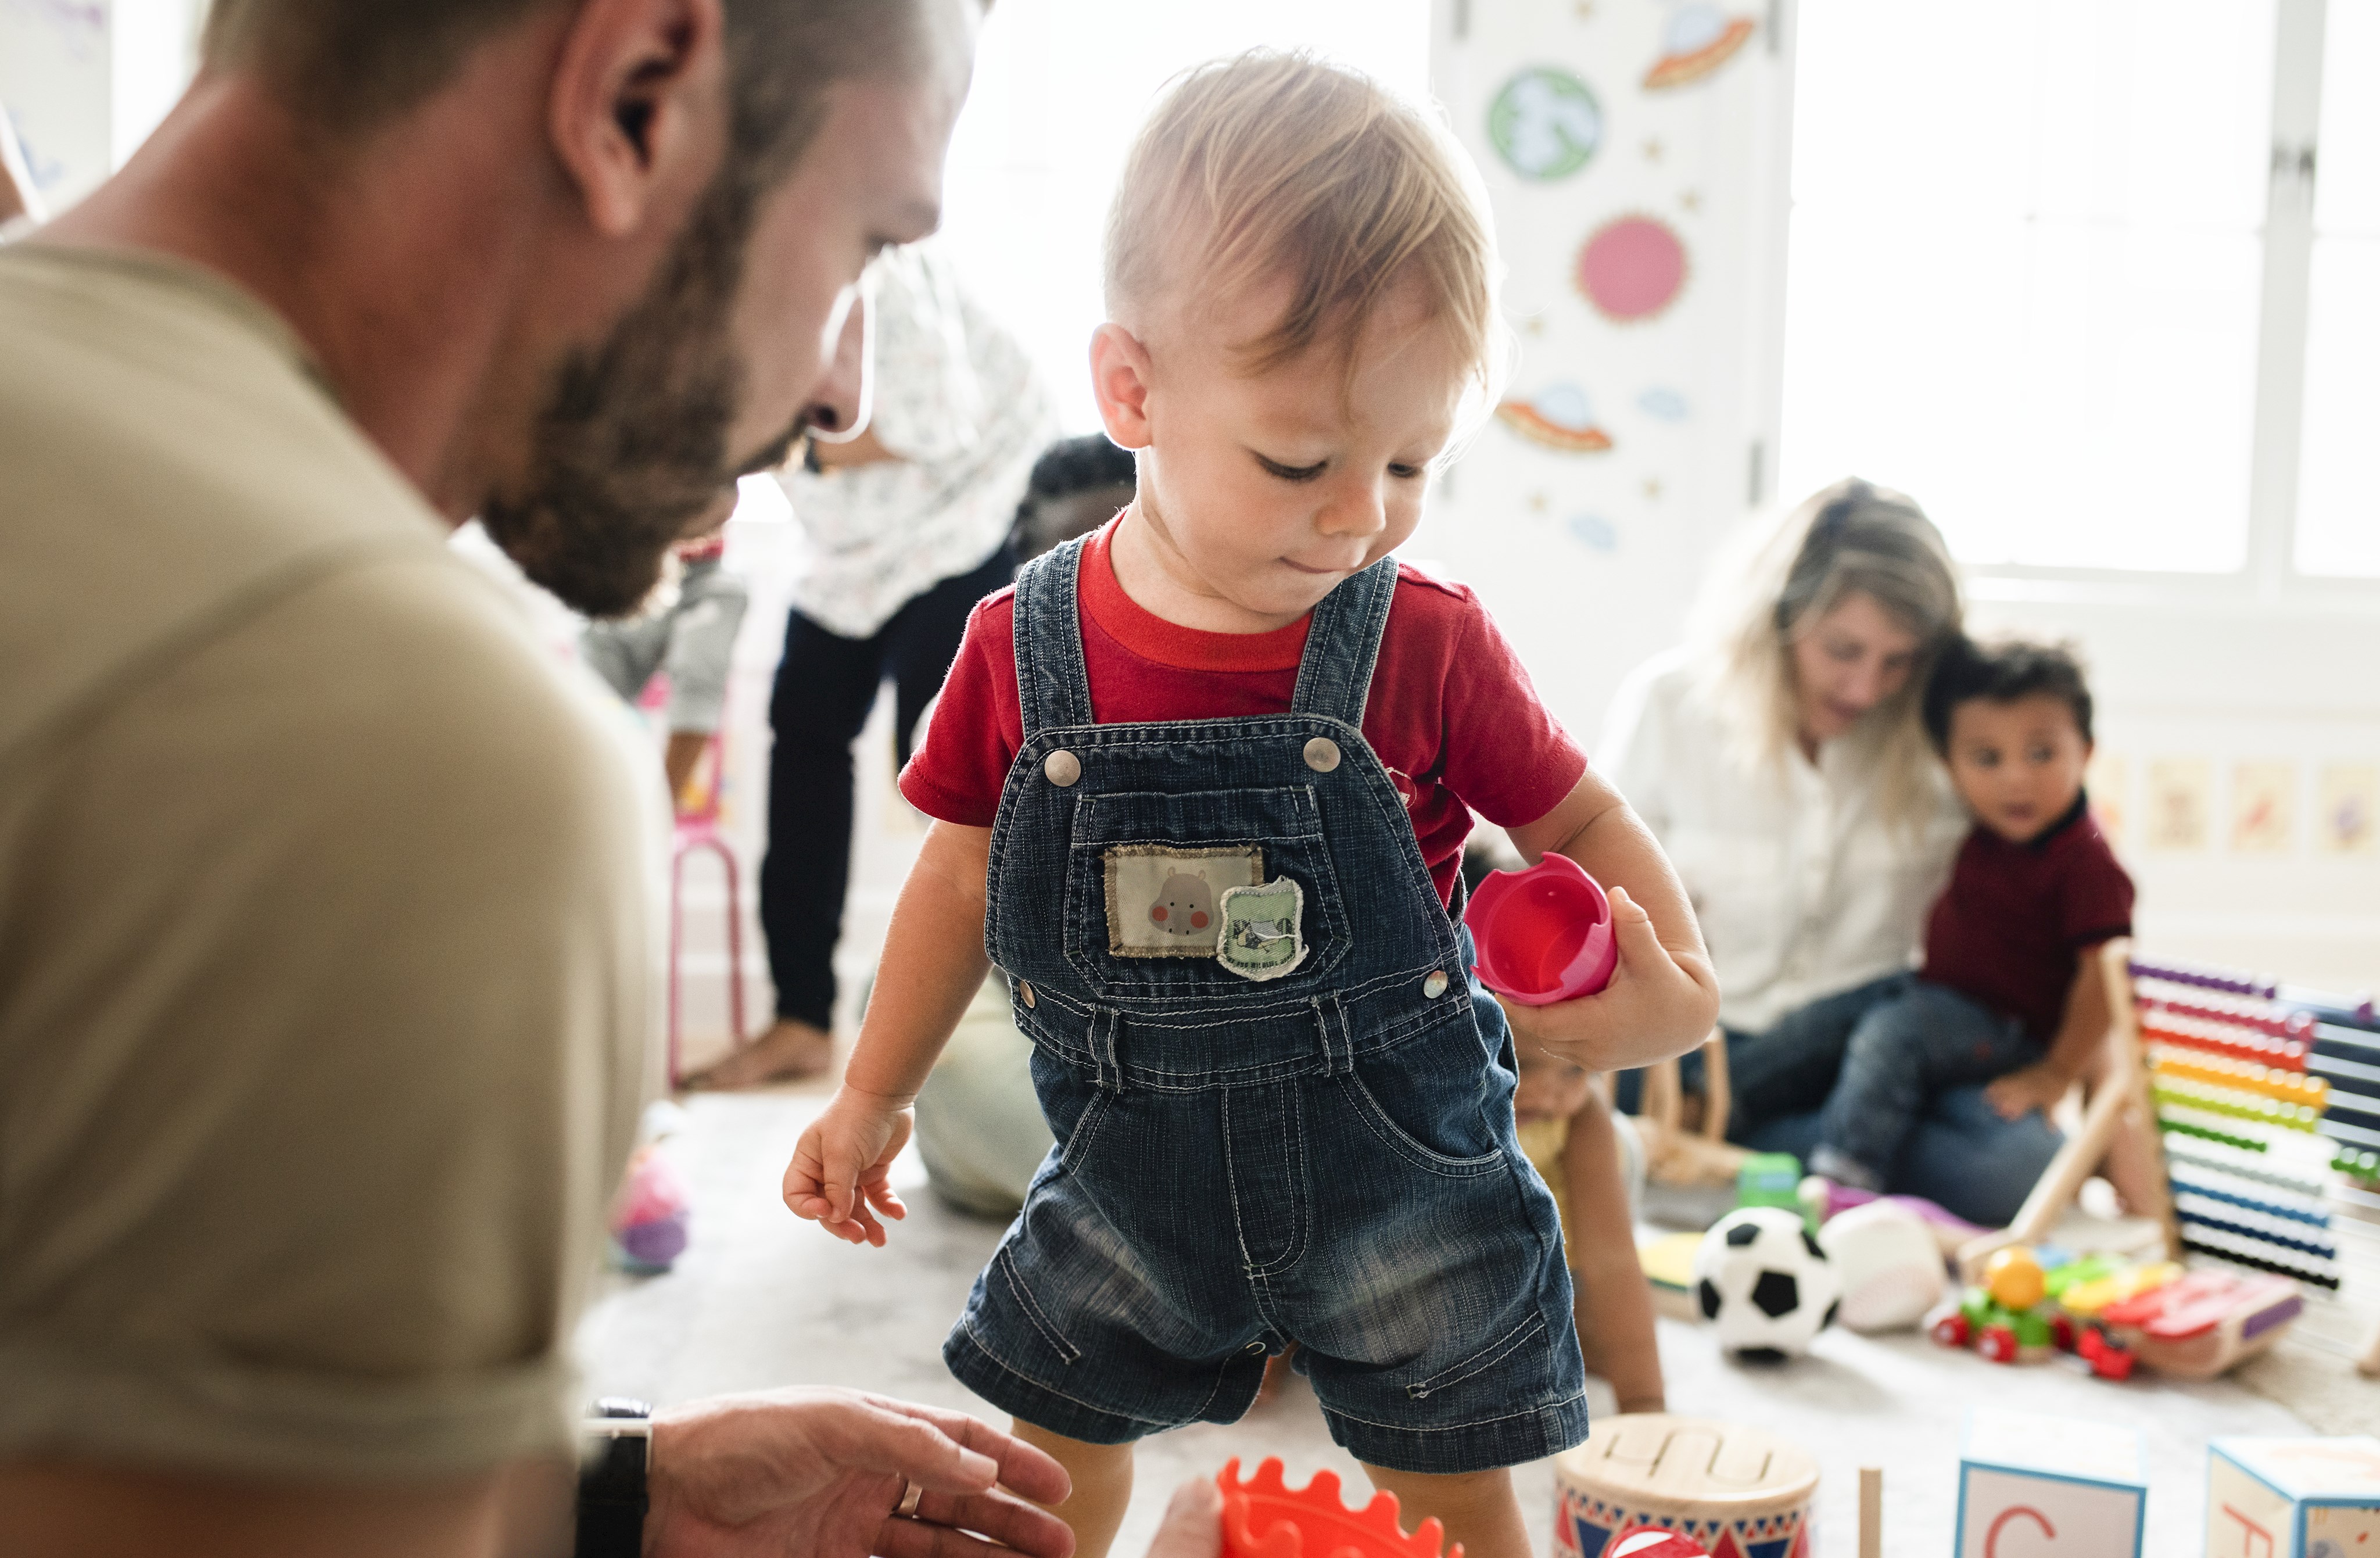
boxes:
[1103,846,1263,958]
[1217,878,1307,982]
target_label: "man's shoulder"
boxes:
[0,246,468,764]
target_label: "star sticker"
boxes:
[1643,138,1664,162]
[1643,478,1663,499]
[1573,0,1596,17]
[1529,492,1551,513]
[1523,316,1548,338]
[1680,189,1702,211]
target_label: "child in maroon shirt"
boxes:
[1810,640,2134,1190]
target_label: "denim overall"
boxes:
[941,539,1588,1475]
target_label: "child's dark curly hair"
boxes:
[1922,637,2095,753]
[1010,434,1138,561]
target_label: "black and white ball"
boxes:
[1692,1207,1840,1360]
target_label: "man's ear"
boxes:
[1090,323,1157,452]
[547,0,729,239]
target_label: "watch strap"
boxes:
[576,1399,653,1558]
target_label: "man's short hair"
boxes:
[1104,51,1500,395]
[203,0,934,179]
[1923,637,2096,752]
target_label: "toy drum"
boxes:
[1554,1414,1818,1558]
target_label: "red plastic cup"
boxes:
[1465,854,1618,1005]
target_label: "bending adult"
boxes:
[704,242,1055,1087]
[1600,479,2062,1227]
[0,2,1213,1556]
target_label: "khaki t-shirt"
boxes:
[0,247,651,1481]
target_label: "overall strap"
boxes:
[1289,556,1399,728]
[1010,537,1095,742]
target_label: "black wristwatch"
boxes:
[576,1396,653,1558]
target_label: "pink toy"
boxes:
[1465,855,1617,1005]
[1218,1458,1457,1558]
[609,1143,691,1274]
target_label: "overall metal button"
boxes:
[1303,737,1342,773]
[1044,750,1082,787]
[1018,981,1037,1009]
[1422,970,1450,1000]
[1245,1339,1266,1354]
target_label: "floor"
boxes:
[579,1088,2369,1558]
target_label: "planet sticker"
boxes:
[1495,384,1613,452]
[1576,214,1687,323]
[1644,5,1758,90]
[1637,386,1690,421]
[1486,66,1604,182]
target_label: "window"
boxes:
[933,0,1433,434]
[1779,0,2367,583]
[2297,0,2380,576]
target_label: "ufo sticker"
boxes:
[1576,214,1688,323]
[1644,5,1758,90]
[1487,66,1603,182]
[1495,384,1614,452]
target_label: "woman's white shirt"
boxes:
[777,242,1057,640]
[1599,647,1967,1034]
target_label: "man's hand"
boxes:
[1984,1062,2071,1122]
[783,1088,913,1246]
[1500,886,1720,1073]
[646,1388,1074,1558]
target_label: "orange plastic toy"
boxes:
[1218,1459,1460,1558]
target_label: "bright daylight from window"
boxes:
[1778,0,2276,574]
[2296,0,2380,577]
[932,0,1435,436]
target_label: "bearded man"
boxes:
[0,5,1214,1557]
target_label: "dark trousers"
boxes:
[759,545,1015,1029]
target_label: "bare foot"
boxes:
[686,1019,835,1090]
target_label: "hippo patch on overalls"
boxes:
[1102,844,1264,957]
[1217,878,1307,981]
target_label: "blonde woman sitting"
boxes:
[1602,479,2062,1227]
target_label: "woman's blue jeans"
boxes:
[1621,974,2063,1229]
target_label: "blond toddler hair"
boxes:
[1105,51,1503,399]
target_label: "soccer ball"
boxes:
[1693,1207,1840,1360]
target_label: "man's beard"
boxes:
[481,167,760,619]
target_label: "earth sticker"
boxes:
[1488,67,1603,182]
[1217,878,1307,982]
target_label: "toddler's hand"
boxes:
[782,1087,914,1247]
[1501,885,1721,1073]
[1984,1062,2071,1122]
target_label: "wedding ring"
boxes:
[897,1479,926,1518]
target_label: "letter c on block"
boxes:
[1985,1507,2055,1557]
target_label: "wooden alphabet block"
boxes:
[1954,1407,2145,1558]
[2207,1437,2380,1558]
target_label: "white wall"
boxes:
[0,0,203,212]
[1418,0,1794,754]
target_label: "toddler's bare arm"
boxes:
[1560,1087,1665,1414]
[1985,944,2110,1120]
[783,821,992,1244]
[1501,771,1719,1071]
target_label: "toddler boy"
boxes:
[1811,639,2134,1189]
[778,52,1718,1558]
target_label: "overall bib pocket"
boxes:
[1062,786,1350,997]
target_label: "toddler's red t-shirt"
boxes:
[899,522,1587,907]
